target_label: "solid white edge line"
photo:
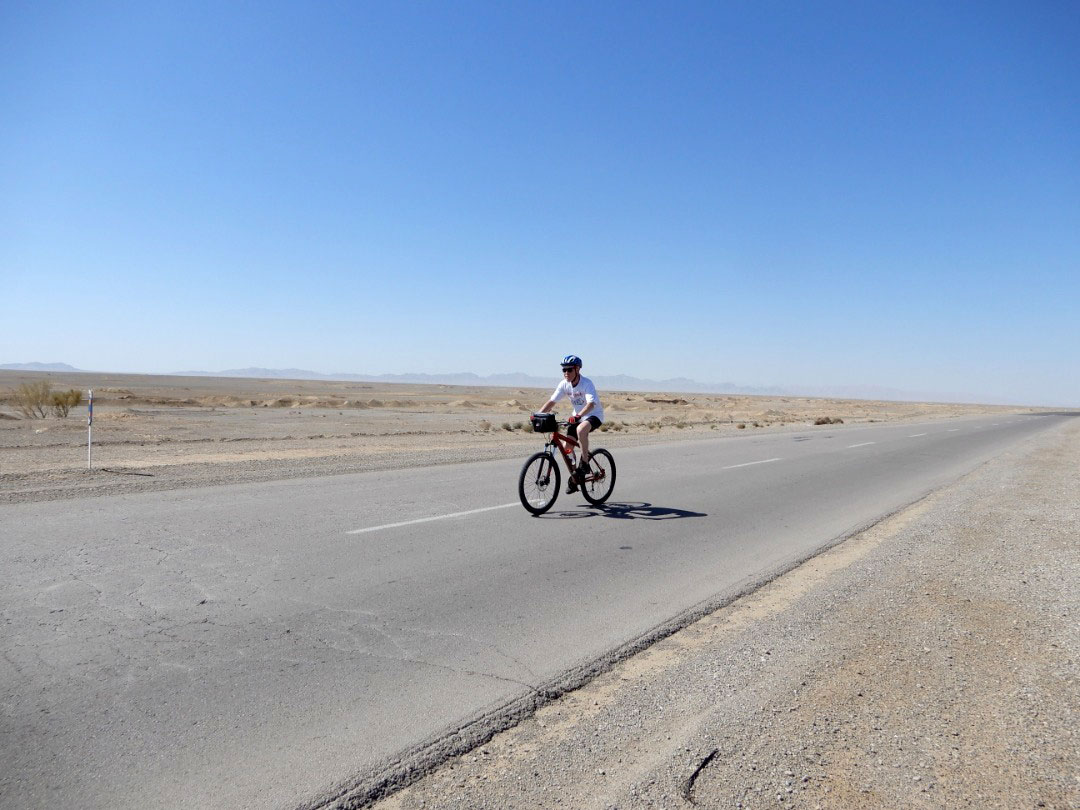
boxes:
[847,442,875,448]
[908,433,928,437]
[722,457,781,470]
[348,503,519,534]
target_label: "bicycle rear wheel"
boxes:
[518,451,560,515]
[580,448,616,505]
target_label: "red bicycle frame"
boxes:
[544,422,603,483]
[548,426,580,467]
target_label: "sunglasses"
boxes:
[562,367,577,373]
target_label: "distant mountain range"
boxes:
[1,362,1012,404]
[0,362,82,372]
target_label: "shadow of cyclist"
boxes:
[541,501,706,520]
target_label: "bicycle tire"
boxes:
[579,448,616,506]
[518,451,560,515]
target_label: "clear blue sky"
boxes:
[2,2,1077,405]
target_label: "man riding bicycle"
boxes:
[538,354,605,494]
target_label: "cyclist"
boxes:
[538,354,605,494]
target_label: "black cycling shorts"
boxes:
[568,416,602,437]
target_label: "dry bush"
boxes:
[737,422,746,429]
[813,416,844,425]
[14,381,52,419]
[51,389,82,418]
[478,420,492,431]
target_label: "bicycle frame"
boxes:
[550,427,578,454]
[547,429,579,469]
[542,424,602,482]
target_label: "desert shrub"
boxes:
[598,423,609,431]
[501,422,512,431]
[50,389,82,418]
[14,381,51,419]
[813,416,844,425]
[675,421,687,429]
[478,420,492,431]
[513,421,525,431]
[752,421,761,428]
[737,423,746,429]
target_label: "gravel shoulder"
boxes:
[362,417,1080,810]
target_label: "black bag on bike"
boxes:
[531,413,557,433]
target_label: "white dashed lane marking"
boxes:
[908,433,928,437]
[722,458,782,470]
[348,503,518,534]
[847,442,876,448]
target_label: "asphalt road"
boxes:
[0,413,1068,810]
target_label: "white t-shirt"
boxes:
[551,375,604,423]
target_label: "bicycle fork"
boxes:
[536,449,559,486]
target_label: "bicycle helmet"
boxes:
[561,354,583,369]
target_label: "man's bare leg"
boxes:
[576,420,592,468]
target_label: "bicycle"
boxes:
[518,412,617,515]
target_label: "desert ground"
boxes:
[0,370,1051,504]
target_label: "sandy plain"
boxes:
[0,370,1050,504]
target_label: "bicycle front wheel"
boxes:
[580,448,616,506]
[518,451,560,515]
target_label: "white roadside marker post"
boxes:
[87,389,93,471]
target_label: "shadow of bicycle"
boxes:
[540,501,707,520]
